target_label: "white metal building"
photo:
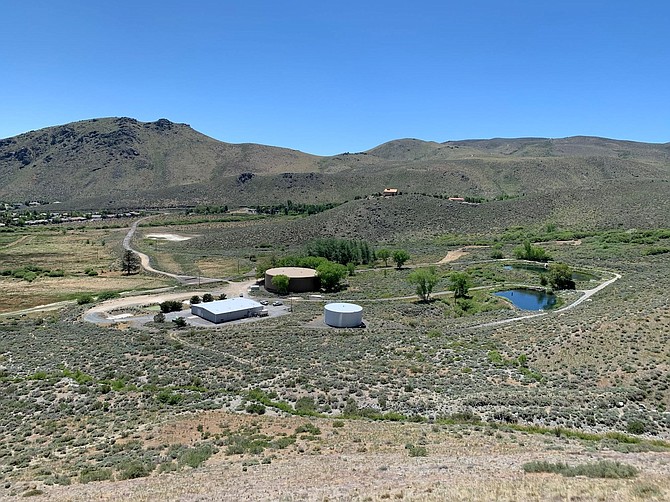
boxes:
[191,298,263,323]
[324,302,363,328]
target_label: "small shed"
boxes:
[191,298,263,323]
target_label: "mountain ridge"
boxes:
[1,117,668,209]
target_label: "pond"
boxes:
[495,288,557,310]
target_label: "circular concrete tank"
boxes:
[324,302,363,328]
[265,267,319,293]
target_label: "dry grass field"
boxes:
[0,226,174,312]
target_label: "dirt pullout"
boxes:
[437,246,488,264]
[85,278,255,315]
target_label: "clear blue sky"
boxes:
[1,1,668,155]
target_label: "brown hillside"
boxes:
[1,117,668,209]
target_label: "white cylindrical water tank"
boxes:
[324,302,363,327]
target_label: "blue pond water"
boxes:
[495,289,557,310]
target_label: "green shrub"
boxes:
[22,271,38,282]
[79,468,113,484]
[405,443,428,457]
[117,461,153,480]
[295,423,321,435]
[172,317,187,328]
[626,420,646,435]
[160,300,183,313]
[77,294,94,305]
[97,291,119,300]
[178,444,216,468]
[246,403,266,415]
[157,389,184,405]
[271,436,296,449]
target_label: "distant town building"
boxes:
[383,188,399,196]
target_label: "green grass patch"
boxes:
[523,459,638,478]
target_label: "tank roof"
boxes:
[324,302,363,313]
[266,267,318,278]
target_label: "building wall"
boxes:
[324,307,363,327]
[191,304,262,323]
[265,270,318,293]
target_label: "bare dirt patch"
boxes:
[145,233,194,242]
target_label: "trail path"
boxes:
[0,234,29,249]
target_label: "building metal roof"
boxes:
[196,298,262,315]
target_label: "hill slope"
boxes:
[0,117,318,205]
[1,117,668,209]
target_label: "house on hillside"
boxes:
[448,197,465,202]
[383,188,399,197]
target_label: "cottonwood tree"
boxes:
[377,249,391,267]
[392,249,410,269]
[449,271,470,298]
[121,250,141,275]
[316,261,348,291]
[513,240,551,262]
[547,263,575,290]
[408,267,439,301]
[271,274,290,294]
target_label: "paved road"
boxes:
[123,215,222,286]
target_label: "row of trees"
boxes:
[306,238,375,265]
[190,293,226,304]
[376,249,410,268]
[255,201,341,216]
[408,268,471,302]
